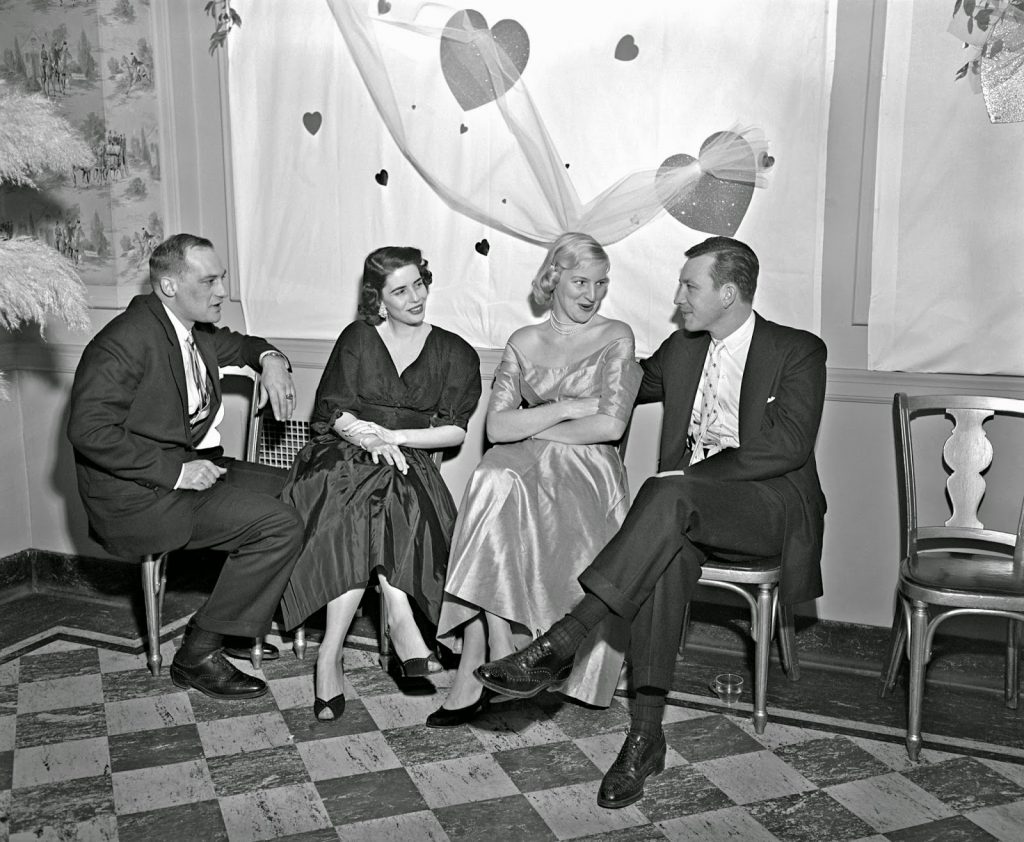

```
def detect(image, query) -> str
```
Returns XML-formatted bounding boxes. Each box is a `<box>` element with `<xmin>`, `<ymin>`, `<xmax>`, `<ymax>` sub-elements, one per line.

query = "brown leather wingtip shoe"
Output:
<box><xmin>597</xmin><ymin>731</ymin><xmax>667</xmax><ymax>809</ymax></box>
<box><xmin>170</xmin><ymin>650</ymin><xmax>268</xmax><ymax>700</ymax></box>
<box><xmin>473</xmin><ymin>634</ymin><xmax>574</xmax><ymax>699</ymax></box>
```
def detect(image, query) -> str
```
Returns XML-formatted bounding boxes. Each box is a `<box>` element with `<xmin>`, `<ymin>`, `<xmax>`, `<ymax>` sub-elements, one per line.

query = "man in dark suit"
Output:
<box><xmin>68</xmin><ymin>233</ymin><xmax>304</xmax><ymax>700</ymax></box>
<box><xmin>476</xmin><ymin>236</ymin><xmax>827</xmax><ymax>808</ymax></box>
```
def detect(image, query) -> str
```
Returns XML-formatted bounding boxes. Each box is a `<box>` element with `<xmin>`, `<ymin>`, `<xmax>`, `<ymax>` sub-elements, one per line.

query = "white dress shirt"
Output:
<box><xmin>162</xmin><ymin>305</ymin><xmax>224</xmax><ymax>454</ymax></box>
<box><xmin>688</xmin><ymin>310</ymin><xmax>756</xmax><ymax>455</ymax></box>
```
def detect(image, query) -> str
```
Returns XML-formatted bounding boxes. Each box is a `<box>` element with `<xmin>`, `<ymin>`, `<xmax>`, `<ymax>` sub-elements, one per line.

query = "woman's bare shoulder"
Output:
<box><xmin>597</xmin><ymin>317</ymin><xmax>635</xmax><ymax>342</ymax></box>
<box><xmin>506</xmin><ymin>322</ymin><xmax>544</xmax><ymax>351</ymax></box>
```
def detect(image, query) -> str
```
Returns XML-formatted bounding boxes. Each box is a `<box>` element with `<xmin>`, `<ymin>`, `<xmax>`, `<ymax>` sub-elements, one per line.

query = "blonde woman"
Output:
<box><xmin>431</xmin><ymin>233</ymin><xmax>641</xmax><ymax>725</ymax></box>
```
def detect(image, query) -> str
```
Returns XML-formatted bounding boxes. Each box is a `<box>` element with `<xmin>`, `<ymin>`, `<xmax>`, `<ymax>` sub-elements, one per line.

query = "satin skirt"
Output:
<box><xmin>279</xmin><ymin>438</ymin><xmax>455</xmax><ymax>630</ymax></box>
<box><xmin>438</xmin><ymin>439</ymin><xmax>630</xmax><ymax>707</ymax></box>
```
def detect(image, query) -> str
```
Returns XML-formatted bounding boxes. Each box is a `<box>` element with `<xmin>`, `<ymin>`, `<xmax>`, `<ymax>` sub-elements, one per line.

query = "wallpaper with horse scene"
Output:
<box><xmin>0</xmin><ymin>0</ymin><xmax>164</xmax><ymax>296</ymax></box>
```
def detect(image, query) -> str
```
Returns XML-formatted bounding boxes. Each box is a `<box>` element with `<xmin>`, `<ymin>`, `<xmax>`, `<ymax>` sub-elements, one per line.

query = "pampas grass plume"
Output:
<box><xmin>0</xmin><ymin>88</ymin><xmax>94</xmax><ymax>187</ymax></box>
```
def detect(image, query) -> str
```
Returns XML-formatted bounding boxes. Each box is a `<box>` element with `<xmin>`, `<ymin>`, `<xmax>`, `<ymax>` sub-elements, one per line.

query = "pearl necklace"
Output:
<box><xmin>548</xmin><ymin>310</ymin><xmax>587</xmax><ymax>336</ymax></box>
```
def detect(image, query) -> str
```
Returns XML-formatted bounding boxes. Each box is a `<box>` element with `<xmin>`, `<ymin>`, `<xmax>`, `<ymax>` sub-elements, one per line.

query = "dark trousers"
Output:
<box><xmin>578</xmin><ymin>474</ymin><xmax>786</xmax><ymax>691</ymax></box>
<box><xmin>185</xmin><ymin>458</ymin><xmax>303</xmax><ymax>638</ymax></box>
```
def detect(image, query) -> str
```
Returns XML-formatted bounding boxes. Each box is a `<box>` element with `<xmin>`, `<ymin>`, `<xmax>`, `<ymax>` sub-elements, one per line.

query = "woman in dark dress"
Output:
<box><xmin>280</xmin><ymin>246</ymin><xmax>481</xmax><ymax>720</ymax></box>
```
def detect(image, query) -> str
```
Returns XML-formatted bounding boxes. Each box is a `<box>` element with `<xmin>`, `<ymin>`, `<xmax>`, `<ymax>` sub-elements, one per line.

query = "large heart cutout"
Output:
<box><xmin>440</xmin><ymin>10</ymin><xmax>529</xmax><ymax>111</ymax></box>
<box><xmin>657</xmin><ymin>131</ymin><xmax>755</xmax><ymax>236</ymax></box>
<box><xmin>302</xmin><ymin>111</ymin><xmax>322</xmax><ymax>135</ymax></box>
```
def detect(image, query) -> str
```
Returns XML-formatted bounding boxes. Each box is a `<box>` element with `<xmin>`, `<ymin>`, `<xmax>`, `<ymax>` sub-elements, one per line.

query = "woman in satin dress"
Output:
<box><xmin>430</xmin><ymin>233</ymin><xmax>641</xmax><ymax>726</ymax></box>
<box><xmin>280</xmin><ymin>246</ymin><xmax>481</xmax><ymax>721</ymax></box>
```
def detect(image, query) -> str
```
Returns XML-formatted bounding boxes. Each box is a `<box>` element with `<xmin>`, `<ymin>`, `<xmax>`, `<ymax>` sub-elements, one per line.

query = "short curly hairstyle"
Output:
<box><xmin>357</xmin><ymin>246</ymin><xmax>433</xmax><ymax>325</ymax></box>
<box><xmin>530</xmin><ymin>232</ymin><xmax>609</xmax><ymax>307</ymax></box>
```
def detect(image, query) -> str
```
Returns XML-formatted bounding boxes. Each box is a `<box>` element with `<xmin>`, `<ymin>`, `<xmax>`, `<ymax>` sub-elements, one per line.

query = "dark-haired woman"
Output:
<box><xmin>280</xmin><ymin>246</ymin><xmax>481</xmax><ymax>720</ymax></box>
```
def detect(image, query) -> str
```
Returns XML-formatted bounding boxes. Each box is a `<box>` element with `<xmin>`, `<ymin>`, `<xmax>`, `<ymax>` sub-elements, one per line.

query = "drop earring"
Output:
<box><xmin>378</xmin><ymin>301</ymin><xmax>387</xmax><ymax>320</ymax></box>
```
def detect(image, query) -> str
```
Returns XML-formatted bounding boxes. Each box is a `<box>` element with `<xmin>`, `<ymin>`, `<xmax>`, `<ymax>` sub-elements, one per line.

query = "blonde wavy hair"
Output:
<box><xmin>530</xmin><ymin>232</ymin><xmax>609</xmax><ymax>307</ymax></box>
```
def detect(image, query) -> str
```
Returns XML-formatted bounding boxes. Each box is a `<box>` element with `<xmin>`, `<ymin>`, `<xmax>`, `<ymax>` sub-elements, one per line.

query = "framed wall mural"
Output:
<box><xmin>0</xmin><ymin>0</ymin><xmax>164</xmax><ymax>307</ymax></box>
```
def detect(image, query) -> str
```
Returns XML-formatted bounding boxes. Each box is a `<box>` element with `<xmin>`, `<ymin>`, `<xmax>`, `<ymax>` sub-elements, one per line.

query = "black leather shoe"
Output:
<box><xmin>425</xmin><ymin>687</ymin><xmax>495</xmax><ymax>728</ymax></box>
<box><xmin>597</xmin><ymin>731</ymin><xmax>667</xmax><ymax>809</ymax></box>
<box><xmin>474</xmin><ymin>633</ymin><xmax>574</xmax><ymax>698</ymax></box>
<box><xmin>170</xmin><ymin>650</ymin><xmax>269</xmax><ymax>700</ymax></box>
<box><xmin>223</xmin><ymin>640</ymin><xmax>280</xmax><ymax>661</ymax></box>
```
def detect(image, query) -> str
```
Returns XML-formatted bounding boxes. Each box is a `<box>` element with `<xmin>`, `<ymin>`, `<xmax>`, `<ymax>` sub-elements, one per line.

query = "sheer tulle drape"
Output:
<box><xmin>325</xmin><ymin>0</ymin><xmax>769</xmax><ymax>248</ymax></box>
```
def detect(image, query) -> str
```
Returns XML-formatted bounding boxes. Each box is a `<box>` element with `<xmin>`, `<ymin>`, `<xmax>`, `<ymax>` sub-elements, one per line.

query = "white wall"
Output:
<box><xmin>5</xmin><ymin>0</ymin><xmax>1024</xmax><ymax>638</ymax></box>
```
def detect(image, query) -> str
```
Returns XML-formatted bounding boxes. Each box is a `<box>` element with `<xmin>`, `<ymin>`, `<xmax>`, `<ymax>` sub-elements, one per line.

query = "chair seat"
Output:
<box><xmin>903</xmin><ymin>555</ymin><xmax>1024</xmax><ymax>601</ymax></box>
<box><xmin>702</xmin><ymin>555</ymin><xmax>782</xmax><ymax>584</ymax></box>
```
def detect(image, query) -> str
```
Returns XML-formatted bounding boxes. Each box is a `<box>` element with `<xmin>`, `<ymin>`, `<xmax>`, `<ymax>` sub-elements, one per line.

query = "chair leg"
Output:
<box><xmin>677</xmin><ymin>601</ymin><xmax>693</xmax><ymax>654</ymax></box>
<box><xmin>293</xmin><ymin>624</ymin><xmax>307</xmax><ymax>660</ymax></box>
<box><xmin>777</xmin><ymin>601</ymin><xmax>800</xmax><ymax>682</ymax></box>
<box><xmin>378</xmin><ymin>586</ymin><xmax>391</xmax><ymax>671</ymax></box>
<box><xmin>879</xmin><ymin>597</ymin><xmax>907</xmax><ymax>698</ymax></box>
<box><xmin>1006</xmin><ymin>619</ymin><xmax>1020</xmax><ymax>710</ymax></box>
<box><xmin>752</xmin><ymin>584</ymin><xmax>772</xmax><ymax>734</ymax></box>
<box><xmin>906</xmin><ymin>600</ymin><xmax>929</xmax><ymax>761</ymax></box>
<box><xmin>251</xmin><ymin>637</ymin><xmax>263</xmax><ymax>670</ymax></box>
<box><xmin>141</xmin><ymin>553</ymin><xmax>167</xmax><ymax>675</ymax></box>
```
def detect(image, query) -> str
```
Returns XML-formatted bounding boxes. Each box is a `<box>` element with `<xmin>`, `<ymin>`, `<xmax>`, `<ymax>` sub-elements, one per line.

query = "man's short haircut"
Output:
<box><xmin>684</xmin><ymin>236</ymin><xmax>759</xmax><ymax>302</ymax></box>
<box><xmin>149</xmin><ymin>233</ymin><xmax>214</xmax><ymax>287</ymax></box>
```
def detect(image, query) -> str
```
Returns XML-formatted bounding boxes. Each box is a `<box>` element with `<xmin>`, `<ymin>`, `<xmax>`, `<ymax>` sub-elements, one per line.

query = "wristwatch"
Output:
<box><xmin>260</xmin><ymin>350</ymin><xmax>292</xmax><ymax>371</ymax></box>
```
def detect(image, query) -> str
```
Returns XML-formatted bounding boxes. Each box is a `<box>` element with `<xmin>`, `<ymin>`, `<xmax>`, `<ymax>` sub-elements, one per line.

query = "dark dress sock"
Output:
<box><xmin>178</xmin><ymin>627</ymin><xmax>224</xmax><ymax>664</ymax></box>
<box><xmin>546</xmin><ymin>594</ymin><xmax>612</xmax><ymax>658</ymax></box>
<box><xmin>571</xmin><ymin>592</ymin><xmax>612</xmax><ymax>630</ymax></box>
<box><xmin>631</xmin><ymin>689</ymin><xmax>666</xmax><ymax>738</ymax></box>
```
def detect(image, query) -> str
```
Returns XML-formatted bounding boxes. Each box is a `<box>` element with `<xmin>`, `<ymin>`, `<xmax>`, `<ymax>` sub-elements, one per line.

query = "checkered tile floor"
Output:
<box><xmin>3</xmin><ymin>635</ymin><xmax>1024</xmax><ymax>842</ymax></box>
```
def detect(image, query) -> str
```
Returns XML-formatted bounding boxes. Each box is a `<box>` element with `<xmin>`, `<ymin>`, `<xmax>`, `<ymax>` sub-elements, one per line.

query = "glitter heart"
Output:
<box><xmin>302</xmin><ymin>111</ymin><xmax>322</xmax><ymax>135</ymax></box>
<box><xmin>375</xmin><ymin>169</ymin><xmax>389</xmax><ymax>186</ymax></box>
<box><xmin>440</xmin><ymin>10</ymin><xmax>530</xmax><ymax>111</ymax></box>
<box><xmin>475</xmin><ymin>238</ymin><xmax>490</xmax><ymax>256</ymax></box>
<box><xmin>614</xmin><ymin>35</ymin><xmax>639</xmax><ymax>61</ymax></box>
<box><xmin>657</xmin><ymin>131</ymin><xmax>755</xmax><ymax>236</ymax></box>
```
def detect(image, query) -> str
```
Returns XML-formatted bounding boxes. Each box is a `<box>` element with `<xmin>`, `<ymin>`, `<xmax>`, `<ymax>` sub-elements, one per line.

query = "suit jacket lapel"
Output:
<box><xmin>682</xmin><ymin>333</ymin><xmax>711</xmax><ymax>416</ymax></box>
<box><xmin>738</xmin><ymin>314</ymin><xmax>775</xmax><ymax>441</ymax></box>
<box><xmin>143</xmin><ymin>294</ymin><xmax>190</xmax><ymax>428</ymax></box>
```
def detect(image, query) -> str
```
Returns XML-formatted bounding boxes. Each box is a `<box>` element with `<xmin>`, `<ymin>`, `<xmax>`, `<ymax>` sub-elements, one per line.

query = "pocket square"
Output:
<box><xmin>766</xmin><ymin>396</ymin><xmax>776</xmax><ymax>404</ymax></box>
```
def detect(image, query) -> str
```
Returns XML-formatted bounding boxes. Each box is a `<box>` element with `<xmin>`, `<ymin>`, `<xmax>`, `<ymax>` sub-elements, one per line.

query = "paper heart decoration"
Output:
<box><xmin>440</xmin><ymin>10</ymin><xmax>529</xmax><ymax>111</ymax></box>
<box><xmin>302</xmin><ymin>111</ymin><xmax>322</xmax><ymax>135</ymax></box>
<box><xmin>615</xmin><ymin>35</ymin><xmax>639</xmax><ymax>61</ymax></box>
<box><xmin>475</xmin><ymin>238</ymin><xmax>490</xmax><ymax>255</ymax></box>
<box><xmin>375</xmin><ymin>169</ymin><xmax>389</xmax><ymax>186</ymax></box>
<box><xmin>657</xmin><ymin>131</ymin><xmax>755</xmax><ymax>236</ymax></box>
<box><xmin>377</xmin><ymin>0</ymin><xmax>391</xmax><ymax>14</ymax></box>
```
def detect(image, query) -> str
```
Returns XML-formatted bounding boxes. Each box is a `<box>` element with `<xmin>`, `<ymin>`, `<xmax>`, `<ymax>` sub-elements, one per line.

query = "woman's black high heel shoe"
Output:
<box><xmin>425</xmin><ymin>687</ymin><xmax>495</xmax><ymax>728</ymax></box>
<box><xmin>313</xmin><ymin>694</ymin><xmax>346</xmax><ymax>721</ymax></box>
<box><xmin>383</xmin><ymin>632</ymin><xmax>443</xmax><ymax>678</ymax></box>
<box><xmin>390</xmin><ymin>651</ymin><xmax>443</xmax><ymax>678</ymax></box>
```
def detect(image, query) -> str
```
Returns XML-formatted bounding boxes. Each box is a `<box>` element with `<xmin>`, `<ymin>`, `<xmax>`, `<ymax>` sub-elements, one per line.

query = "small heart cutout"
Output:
<box><xmin>377</xmin><ymin>0</ymin><xmax>391</xmax><ymax>14</ymax></box>
<box><xmin>302</xmin><ymin>111</ymin><xmax>322</xmax><ymax>135</ymax></box>
<box><xmin>440</xmin><ymin>10</ymin><xmax>530</xmax><ymax>111</ymax></box>
<box><xmin>475</xmin><ymin>238</ymin><xmax>490</xmax><ymax>256</ymax></box>
<box><xmin>460</xmin><ymin>123</ymin><xmax>468</xmax><ymax>134</ymax></box>
<box><xmin>615</xmin><ymin>35</ymin><xmax>639</xmax><ymax>61</ymax></box>
<box><xmin>656</xmin><ymin>131</ymin><xmax>755</xmax><ymax>236</ymax></box>
<box><xmin>375</xmin><ymin>169</ymin><xmax>389</xmax><ymax>186</ymax></box>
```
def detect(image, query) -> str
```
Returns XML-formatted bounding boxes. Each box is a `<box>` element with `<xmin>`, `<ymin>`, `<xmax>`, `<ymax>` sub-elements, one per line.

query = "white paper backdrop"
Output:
<box><xmin>870</xmin><ymin>1</ymin><xmax>1024</xmax><ymax>375</ymax></box>
<box><xmin>228</xmin><ymin>0</ymin><xmax>835</xmax><ymax>355</ymax></box>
